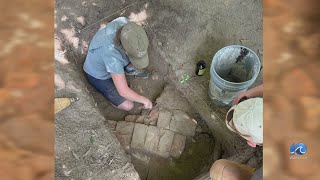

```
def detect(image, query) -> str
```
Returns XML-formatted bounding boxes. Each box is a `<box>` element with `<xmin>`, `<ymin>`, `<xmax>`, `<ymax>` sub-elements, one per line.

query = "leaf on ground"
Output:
<box><xmin>72</xmin><ymin>151</ymin><xmax>80</xmax><ymax>160</ymax></box>
<box><xmin>90</xmin><ymin>136</ymin><xmax>94</xmax><ymax>144</ymax></box>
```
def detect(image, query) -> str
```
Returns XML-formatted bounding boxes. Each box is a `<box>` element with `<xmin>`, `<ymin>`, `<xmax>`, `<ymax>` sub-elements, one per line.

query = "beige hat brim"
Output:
<box><xmin>128</xmin><ymin>53</ymin><xmax>149</xmax><ymax>69</ymax></box>
<box><xmin>227</xmin><ymin>98</ymin><xmax>263</xmax><ymax>144</ymax></box>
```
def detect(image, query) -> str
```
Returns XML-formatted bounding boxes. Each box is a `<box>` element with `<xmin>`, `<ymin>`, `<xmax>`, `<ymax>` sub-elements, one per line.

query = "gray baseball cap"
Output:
<box><xmin>120</xmin><ymin>22</ymin><xmax>149</xmax><ymax>69</ymax></box>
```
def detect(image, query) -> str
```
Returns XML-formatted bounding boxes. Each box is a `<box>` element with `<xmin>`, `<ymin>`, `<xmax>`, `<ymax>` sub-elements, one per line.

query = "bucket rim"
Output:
<box><xmin>210</xmin><ymin>45</ymin><xmax>261</xmax><ymax>85</ymax></box>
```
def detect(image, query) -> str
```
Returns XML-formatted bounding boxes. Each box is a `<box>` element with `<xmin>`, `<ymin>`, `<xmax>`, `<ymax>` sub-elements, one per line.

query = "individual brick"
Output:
<box><xmin>131</xmin><ymin>124</ymin><xmax>148</xmax><ymax>149</ymax></box>
<box><xmin>155</xmin><ymin>129</ymin><xmax>175</xmax><ymax>158</ymax></box>
<box><xmin>157</xmin><ymin>109</ymin><xmax>172</xmax><ymax>129</ymax></box>
<box><xmin>135</xmin><ymin>115</ymin><xmax>145</xmax><ymax>124</ymax></box>
<box><xmin>124</xmin><ymin>115</ymin><xmax>139</xmax><ymax>122</ymax></box>
<box><xmin>115</xmin><ymin>121</ymin><xmax>135</xmax><ymax>148</ymax></box>
<box><xmin>169</xmin><ymin>110</ymin><xmax>197</xmax><ymax>137</ymax></box>
<box><xmin>170</xmin><ymin>133</ymin><xmax>186</xmax><ymax>158</ymax></box>
<box><xmin>144</xmin><ymin>108</ymin><xmax>159</xmax><ymax>125</ymax></box>
<box><xmin>144</xmin><ymin>126</ymin><xmax>160</xmax><ymax>153</ymax></box>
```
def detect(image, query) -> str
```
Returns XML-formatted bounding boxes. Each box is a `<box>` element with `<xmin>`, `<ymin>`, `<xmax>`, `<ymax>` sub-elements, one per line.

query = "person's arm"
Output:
<box><xmin>111</xmin><ymin>74</ymin><xmax>152</xmax><ymax>109</ymax></box>
<box><xmin>232</xmin><ymin>84</ymin><xmax>263</xmax><ymax>106</ymax></box>
<box><xmin>246</xmin><ymin>84</ymin><xmax>263</xmax><ymax>97</ymax></box>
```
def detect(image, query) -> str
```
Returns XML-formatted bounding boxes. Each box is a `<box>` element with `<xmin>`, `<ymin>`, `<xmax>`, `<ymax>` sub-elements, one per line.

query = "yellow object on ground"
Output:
<box><xmin>54</xmin><ymin>97</ymin><xmax>79</xmax><ymax>114</ymax></box>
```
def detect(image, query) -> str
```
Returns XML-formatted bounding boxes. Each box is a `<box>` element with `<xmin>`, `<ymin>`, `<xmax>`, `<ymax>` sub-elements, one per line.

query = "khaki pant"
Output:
<box><xmin>210</xmin><ymin>159</ymin><xmax>255</xmax><ymax>180</ymax></box>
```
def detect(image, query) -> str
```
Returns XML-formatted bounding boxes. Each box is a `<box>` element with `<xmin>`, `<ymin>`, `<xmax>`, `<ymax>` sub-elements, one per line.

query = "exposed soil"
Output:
<box><xmin>55</xmin><ymin>0</ymin><xmax>262</xmax><ymax>179</ymax></box>
<box><xmin>139</xmin><ymin>133</ymin><xmax>215</xmax><ymax>180</ymax></box>
<box><xmin>224</xmin><ymin>64</ymin><xmax>248</xmax><ymax>83</ymax></box>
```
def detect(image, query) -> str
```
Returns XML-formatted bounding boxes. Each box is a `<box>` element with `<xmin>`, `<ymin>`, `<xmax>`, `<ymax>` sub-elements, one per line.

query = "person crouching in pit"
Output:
<box><xmin>83</xmin><ymin>17</ymin><xmax>153</xmax><ymax>111</ymax></box>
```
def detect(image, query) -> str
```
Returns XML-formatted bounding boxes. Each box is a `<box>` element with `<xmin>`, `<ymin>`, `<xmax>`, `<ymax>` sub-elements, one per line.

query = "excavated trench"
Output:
<box><xmin>56</xmin><ymin>39</ymin><xmax>262</xmax><ymax>179</ymax></box>
<box><xmin>85</xmin><ymin>61</ymin><xmax>221</xmax><ymax>180</ymax></box>
<box><xmin>59</xmin><ymin>19</ymin><xmax>260</xmax><ymax>180</ymax></box>
<box><xmin>78</xmin><ymin>39</ymin><xmax>262</xmax><ymax>179</ymax></box>
<box><xmin>57</xmin><ymin>47</ymin><xmax>261</xmax><ymax>180</ymax></box>
<box><xmin>73</xmin><ymin>26</ymin><xmax>227</xmax><ymax>179</ymax></box>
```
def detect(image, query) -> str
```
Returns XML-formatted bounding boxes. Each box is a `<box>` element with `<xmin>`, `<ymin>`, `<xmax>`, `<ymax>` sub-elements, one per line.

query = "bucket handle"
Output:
<box><xmin>225</xmin><ymin>105</ymin><xmax>251</xmax><ymax>139</ymax></box>
<box><xmin>225</xmin><ymin>106</ymin><xmax>238</xmax><ymax>133</ymax></box>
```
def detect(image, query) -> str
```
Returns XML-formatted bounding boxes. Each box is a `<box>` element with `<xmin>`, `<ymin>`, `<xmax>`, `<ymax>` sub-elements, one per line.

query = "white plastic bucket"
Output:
<box><xmin>209</xmin><ymin>45</ymin><xmax>261</xmax><ymax>106</ymax></box>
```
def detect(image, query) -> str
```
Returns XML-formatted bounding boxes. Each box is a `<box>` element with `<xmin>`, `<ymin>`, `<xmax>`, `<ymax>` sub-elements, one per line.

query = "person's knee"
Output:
<box><xmin>210</xmin><ymin>159</ymin><xmax>254</xmax><ymax>180</ymax></box>
<box><xmin>210</xmin><ymin>159</ymin><xmax>228</xmax><ymax>179</ymax></box>
<box><xmin>124</xmin><ymin>101</ymin><xmax>134</xmax><ymax>111</ymax></box>
<box><xmin>117</xmin><ymin>100</ymin><xmax>134</xmax><ymax>111</ymax></box>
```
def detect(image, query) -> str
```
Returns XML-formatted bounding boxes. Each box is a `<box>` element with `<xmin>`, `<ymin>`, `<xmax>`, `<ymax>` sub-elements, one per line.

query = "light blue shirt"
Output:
<box><xmin>83</xmin><ymin>17</ymin><xmax>130</xmax><ymax>80</ymax></box>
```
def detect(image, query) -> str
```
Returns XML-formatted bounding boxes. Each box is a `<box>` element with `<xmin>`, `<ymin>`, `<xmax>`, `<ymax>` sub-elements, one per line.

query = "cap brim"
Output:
<box><xmin>128</xmin><ymin>53</ymin><xmax>149</xmax><ymax>69</ymax></box>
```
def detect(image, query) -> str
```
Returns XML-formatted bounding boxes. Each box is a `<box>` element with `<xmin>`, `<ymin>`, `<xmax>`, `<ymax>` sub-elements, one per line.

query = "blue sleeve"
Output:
<box><xmin>112</xmin><ymin>17</ymin><xmax>129</xmax><ymax>24</ymax></box>
<box><xmin>102</xmin><ymin>49</ymin><xmax>125</xmax><ymax>74</ymax></box>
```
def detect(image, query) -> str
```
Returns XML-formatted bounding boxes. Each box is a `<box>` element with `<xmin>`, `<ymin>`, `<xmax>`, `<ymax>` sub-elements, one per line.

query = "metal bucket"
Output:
<box><xmin>209</xmin><ymin>45</ymin><xmax>261</xmax><ymax>106</ymax></box>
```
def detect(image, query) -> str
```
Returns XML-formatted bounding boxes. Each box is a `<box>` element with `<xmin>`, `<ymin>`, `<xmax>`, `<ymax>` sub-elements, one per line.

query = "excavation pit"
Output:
<box><xmin>55</xmin><ymin>0</ymin><xmax>262</xmax><ymax>179</ymax></box>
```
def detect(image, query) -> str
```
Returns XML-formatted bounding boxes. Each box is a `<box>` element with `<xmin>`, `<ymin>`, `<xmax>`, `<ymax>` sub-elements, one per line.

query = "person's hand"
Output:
<box><xmin>142</xmin><ymin>98</ymin><xmax>153</xmax><ymax>109</ymax></box>
<box><xmin>247</xmin><ymin>141</ymin><xmax>257</xmax><ymax>148</ymax></box>
<box><xmin>232</xmin><ymin>92</ymin><xmax>250</xmax><ymax>106</ymax></box>
<box><xmin>232</xmin><ymin>84</ymin><xmax>263</xmax><ymax>106</ymax></box>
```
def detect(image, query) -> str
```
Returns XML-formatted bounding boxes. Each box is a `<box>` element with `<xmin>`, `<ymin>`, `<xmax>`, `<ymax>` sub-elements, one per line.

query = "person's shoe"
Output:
<box><xmin>125</xmin><ymin>67</ymin><xmax>150</xmax><ymax>79</ymax></box>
